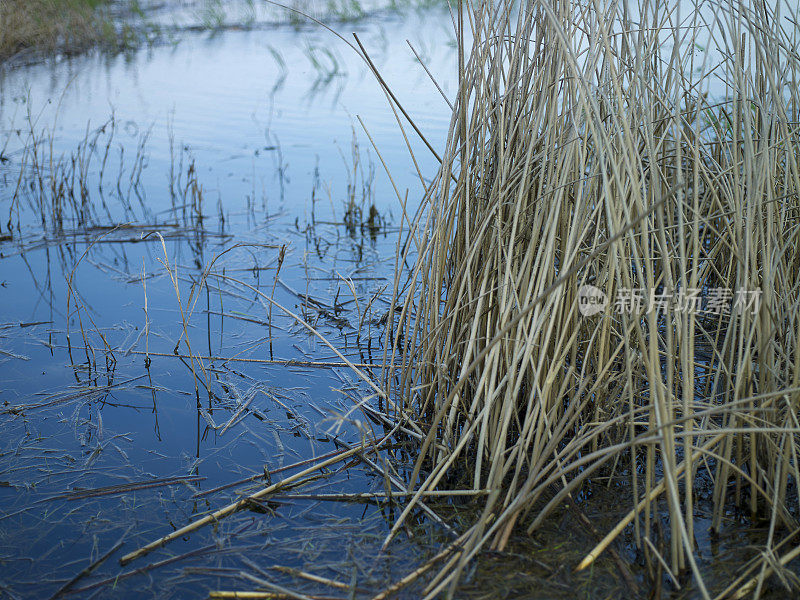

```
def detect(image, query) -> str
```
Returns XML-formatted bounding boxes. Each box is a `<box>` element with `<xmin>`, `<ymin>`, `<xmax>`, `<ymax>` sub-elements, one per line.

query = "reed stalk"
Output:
<box><xmin>386</xmin><ymin>0</ymin><xmax>800</xmax><ymax>595</ymax></box>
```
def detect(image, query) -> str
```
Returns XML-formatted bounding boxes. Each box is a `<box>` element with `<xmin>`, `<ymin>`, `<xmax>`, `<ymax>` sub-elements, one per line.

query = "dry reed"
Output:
<box><xmin>385</xmin><ymin>0</ymin><xmax>800</xmax><ymax>596</ymax></box>
<box><xmin>0</xmin><ymin>0</ymin><xmax>113</xmax><ymax>59</ymax></box>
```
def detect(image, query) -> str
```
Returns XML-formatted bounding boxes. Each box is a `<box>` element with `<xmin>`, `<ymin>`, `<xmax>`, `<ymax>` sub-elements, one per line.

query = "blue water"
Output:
<box><xmin>0</xmin><ymin>6</ymin><xmax>456</xmax><ymax>598</ymax></box>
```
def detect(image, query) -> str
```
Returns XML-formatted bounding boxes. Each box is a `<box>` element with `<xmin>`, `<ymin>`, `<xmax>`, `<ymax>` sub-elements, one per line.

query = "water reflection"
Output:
<box><xmin>0</xmin><ymin>5</ymin><xmax>459</xmax><ymax>596</ymax></box>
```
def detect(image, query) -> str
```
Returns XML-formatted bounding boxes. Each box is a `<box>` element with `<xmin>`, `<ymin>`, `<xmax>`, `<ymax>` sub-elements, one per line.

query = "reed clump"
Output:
<box><xmin>386</xmin><ymin>0</ymin><xmax>800</xmax><ymax>596</ymax></box>
<box><xmin>0</xmin><ymin>0</ymin><xmax>119</xmax><ymax>59</ymax></box>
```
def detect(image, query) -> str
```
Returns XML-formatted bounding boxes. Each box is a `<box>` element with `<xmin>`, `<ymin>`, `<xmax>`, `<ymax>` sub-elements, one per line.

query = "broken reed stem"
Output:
<box><xmin>208</xmin><ymin>594</ymin><xmax>285</xmax><ymax>599</ymax></box>
<box><xmin>269</xmin><ymin>566</ymin><xmax>350</xmax><ymax>591</ymax></box>
<box><xmin>48</xmin><ymin>539</ymin><xmax>125</xmax><ymax>599</ymax></box>
<box><xmin>192</xmin><ymin>446</ymin><xmax>353</xmax><ymax>498</ymax></box>
<box><xmin>727</xmin><ymin>542</ymin><xmax>800</xmax><ymax>600</ymax></box>
<box><xmin>55</xmin><ymin>346</ymin><xmax>393</xmax><ymax>370</ymax></box>
<box><xmin>370</xmin><ymin>526</ymin><xmax>475</xmax><ymax>600</ymax></box>
<box><xmin>52</xmin><ymin>475</ymin><xmax>205</xmax><ymax>502</ymax></box>
<box><xmin>268</xmin><ymin>490</ymin><xmax>491</xmax><ymax>501</ymax></box>
<box><xmin>207</xmin><ymin>594</ymin><xmax>294</xmax><ymax>600</ymax></box>
<box><xmin>119</xmin><ymin>436</ymin><xmax>386</xmax><ymax>565</ymax></box>
<box><xmin>269</xmin><ymin>244</ymin><xmax>286</xmax><ymax>356</ymax></box>
<box><xmin>66</xmin><ymin>544</ymin><xmax>220</xmax><ymax>595</ymax></box>
<box><xmin>576</xmin><ymin>433</ymin><xmax>725</xmax><ymax>572</ymax></box>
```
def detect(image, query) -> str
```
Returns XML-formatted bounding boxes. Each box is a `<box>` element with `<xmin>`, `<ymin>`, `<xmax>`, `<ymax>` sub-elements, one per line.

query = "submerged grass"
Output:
<box><xmin>382</xmin><ymin>0</ymin><xmax>800</xmax><ymax>596</ymax></box>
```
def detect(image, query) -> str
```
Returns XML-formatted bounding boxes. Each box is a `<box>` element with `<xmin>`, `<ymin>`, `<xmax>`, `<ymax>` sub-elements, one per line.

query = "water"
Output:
<box><xmin>1</xmin><ymin>1</ymin><xmax>796</xmax><ymax>598</ymax></box>
<box><xmin>0</xmin><ymin>5</ymin><xmax>458</xmax><ymax>598</ymax></box>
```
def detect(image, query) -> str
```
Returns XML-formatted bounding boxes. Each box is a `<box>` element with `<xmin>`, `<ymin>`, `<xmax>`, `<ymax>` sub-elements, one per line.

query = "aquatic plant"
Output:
<box><xmin>198</xmin><ymin>0</ymin><xmax>227</xmax><ymax>29</ymax></box>
<box><xmin>382</xmin><ymin>0</ymin><xmax>800</xmax><ymax>597</ymax></box>
<box><xmin>0</xmin><ymin>0</ymin><xmax>151</xmax><ymax>59</ymax></box>
<box><xmin>2</xmin><ymin>107</ymin><xmax>215</xmax><ymax>235</ymax></box>
<box><xmin>339</xmin><ymin>128</ymin><xmax>380</xmax><ymax>238</ymax></box>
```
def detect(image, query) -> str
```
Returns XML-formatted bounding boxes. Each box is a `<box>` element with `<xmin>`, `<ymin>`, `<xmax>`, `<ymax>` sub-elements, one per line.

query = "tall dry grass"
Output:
<box><xmin>385</xmin><ymin>0</ymin><xmax>800</xmax><ymax>596</ymax></box>
<box><xmin>0</xmin><ymin>0</ymin><xmax>113</xmax><ymax>59</ymax></box>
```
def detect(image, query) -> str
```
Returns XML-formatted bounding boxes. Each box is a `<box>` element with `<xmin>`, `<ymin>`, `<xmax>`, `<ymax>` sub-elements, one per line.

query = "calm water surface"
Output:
<box><xmin>0</xmin><ymin>5</ymin><xmax>456</xmax><ymax>598</ymax></box>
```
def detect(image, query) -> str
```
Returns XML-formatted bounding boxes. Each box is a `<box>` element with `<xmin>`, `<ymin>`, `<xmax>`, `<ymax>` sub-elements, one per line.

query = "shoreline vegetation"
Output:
<box><xmin>381</xmin><ymin>0</ymin><xmax>800</xmax><ymax>597</ymax></box>
<box><xmin>0</xmin><ymin>0</ymin><xmax>130</xmax><ymax>60</ymax></box>
<box><xmin>0</xmin><ymin>0</ymin><xmax>447</xmax><ymax>64</ymax></box>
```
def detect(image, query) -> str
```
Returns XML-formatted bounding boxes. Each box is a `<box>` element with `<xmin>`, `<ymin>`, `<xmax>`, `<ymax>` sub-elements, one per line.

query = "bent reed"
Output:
<box><xmin>386</xmin><ymin>0</ymin><xmax>800</xmax><ymax>596</ymax></box>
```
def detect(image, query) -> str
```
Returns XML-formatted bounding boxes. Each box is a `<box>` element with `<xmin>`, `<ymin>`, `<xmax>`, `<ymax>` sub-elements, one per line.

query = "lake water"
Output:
<box><xmin>1</xmin><ymin>1</ymin><xmax>795</xmax><ymax>598</ymax></box>
<box><xmin>0</xmin><ymin>4</ymin><xmax>459</xmax><ymax>598</ymax></box>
